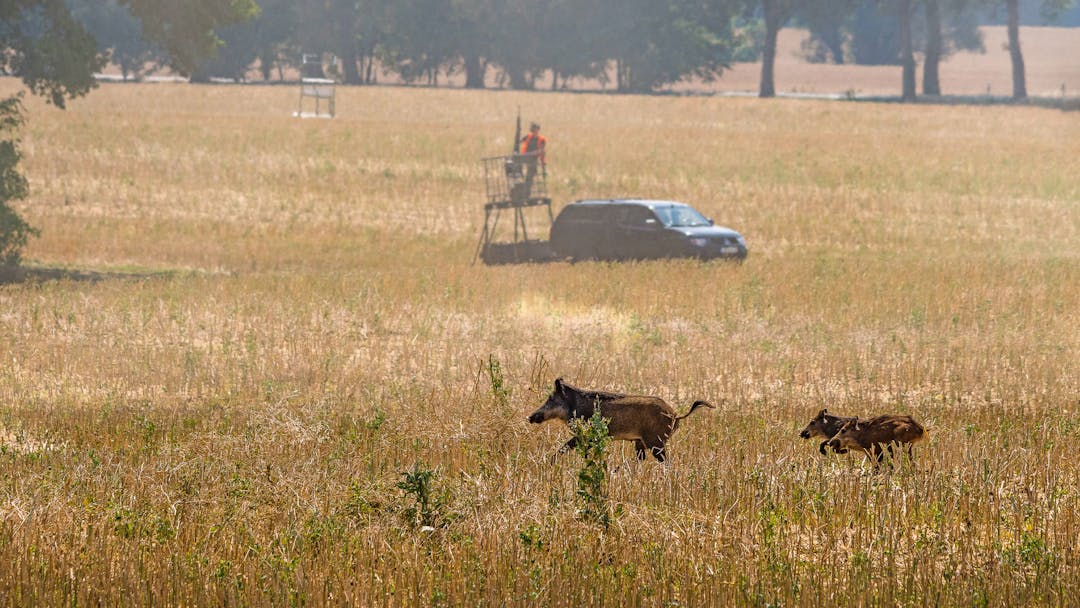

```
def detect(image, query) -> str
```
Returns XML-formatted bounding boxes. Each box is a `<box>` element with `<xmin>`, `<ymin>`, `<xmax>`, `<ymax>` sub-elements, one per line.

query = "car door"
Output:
<box><xmin>616</xmin><ymin>206</ymin><xmax>665</xmax><ymax>259</ymax></box>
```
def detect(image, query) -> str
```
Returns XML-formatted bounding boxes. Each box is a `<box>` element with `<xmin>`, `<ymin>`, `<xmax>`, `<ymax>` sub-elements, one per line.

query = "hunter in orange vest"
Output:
<box><xmin>520</xmin><ymin>122</ymin><xmax>546</xmax><ymax>164</ymax></box>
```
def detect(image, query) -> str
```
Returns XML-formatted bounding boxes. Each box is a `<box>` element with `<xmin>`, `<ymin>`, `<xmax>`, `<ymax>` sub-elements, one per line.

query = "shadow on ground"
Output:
<box><xmin>704</xmin><ymin>89</ymin><xmax>1080</xmax><ymax>111</ymax></box>
<box><xmin>0</xmin><ymin>264</ymin><xmax>173</xmax><ymax>285</ymax></box>
<box><xmin>850</xmin><ymin>94</ymin><xmax>1080</xmax><ymax>111</ymax></box>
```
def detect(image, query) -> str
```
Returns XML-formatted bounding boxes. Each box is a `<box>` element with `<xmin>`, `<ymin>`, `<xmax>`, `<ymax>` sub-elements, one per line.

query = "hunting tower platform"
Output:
<box><xmin>474</xmin><ymin>152</ymin><xmax>555</xmax><ymax>264</ymax></box>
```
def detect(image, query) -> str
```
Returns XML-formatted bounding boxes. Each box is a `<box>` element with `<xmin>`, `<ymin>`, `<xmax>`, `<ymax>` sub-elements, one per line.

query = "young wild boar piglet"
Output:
<box><xmin>527</xmin><ymin>378</ymin><xmax>713</xmax><ymax>462</ymax></box>
<box><xmin>827</xmin><ymin>415</ymin><xmax>926</xmax><ymax>465</ymax></box>
<box><xmin>799</xmin><ymin>408</ymin><xmax>856</xmax><ymax>455</ymax></box>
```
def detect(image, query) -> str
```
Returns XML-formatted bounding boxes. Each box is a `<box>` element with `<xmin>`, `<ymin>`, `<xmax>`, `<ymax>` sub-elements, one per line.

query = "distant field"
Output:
<box><xmin>1</xmin><ymin>80</ymin><xmax>1078</xmax><ymax>605</ymax></box>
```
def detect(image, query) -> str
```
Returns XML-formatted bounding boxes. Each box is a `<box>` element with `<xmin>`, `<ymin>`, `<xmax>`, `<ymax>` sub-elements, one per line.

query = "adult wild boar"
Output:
<box><xmin>527</xmin><ymin>378</ymin><xmax>713</xmax><ymax>462</ymax></box>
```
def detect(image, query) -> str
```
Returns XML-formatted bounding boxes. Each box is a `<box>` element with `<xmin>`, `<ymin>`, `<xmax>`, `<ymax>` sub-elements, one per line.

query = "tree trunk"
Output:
<box><xmin>464</xmin><ymin>54</ymin><xmax>485</xmax><ymax>89</ymax></box>
<box><xmin>1007</xmin><ymin>0</ymin><xmax>1027</xmax><ymax>99</ymax></box>
<box><xmin>365</xmin><ymin>57</ymin><xmax>376</xmax><ymax>84</ymax></box>
<box><xmin>899</xmin><ymin>0</ymin><xmax>916</xmax><ymax>102</ymax></box>
<box><xmin>822</xmin><ymin>27</ymin><xmax>845</xmax><ymax>64</ymax></box>
<box><xmin>259</xmin><ymin>53</ymin><xmax>273</xmax><ymax>82</ymax></box>
<box><xmin>923</xmin><ymin>0</ymin><xmax>942</xmax><ymax>95</ymax></box>
<box><xmin>508</xmin><ymin>65</ymin><xmax>532</xmax><ymax>90</ymax></box>
<box><xmin>758</xmin><ymin>0</ymin><xmax>784</xmax><ymax>98</ymax></box>
<box><xmin>189</xmin><ymin>66</ymin><xmax>211</xmax><ymax>83</ymax></box>
<box><xmin>340</xmin><ymin>44</ymin><xmax>360</xmax><ymax>85</ymax></box>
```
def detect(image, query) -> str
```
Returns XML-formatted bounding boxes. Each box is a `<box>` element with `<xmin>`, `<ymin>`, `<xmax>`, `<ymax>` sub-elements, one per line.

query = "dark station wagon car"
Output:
<box><xmin>549</xmin><ymin>199</ymin><xmax>747</xmax><ymax>262</ymax></box>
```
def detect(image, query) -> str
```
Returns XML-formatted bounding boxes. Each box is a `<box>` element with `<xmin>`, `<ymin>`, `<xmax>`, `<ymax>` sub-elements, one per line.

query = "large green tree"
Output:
<box><xmin>801</xmin><ymin>0</ymin><xmax>983</xmax><ymax>99</ymax></box>
<box><xmin>898</xmin><ymin>0</ymin><xmax>917</xmax><ymax>101</ymax></box>
<box><xmin>758</xmin><ymin>0</ymin><xmax>790</xmax><ymax>97</ymax></box>
<box><xmin>0</xmin><ymin>0</ymin><xmax>254</xmax><ymax>267</ymax></box>
<box><xmin>69</xmin><ymin>0</ymin><xmax>163</xmax><ymax>82</ymax></box>
<box><xmin>922</xmin><ymin>0</ymin><xmax>985</xmax><ymax>96</ymax></box>
<box><xmin>1002</xmin><ymin>0</ymin><xmax>1074</xmax><ymax>99</ymax></box>
<box><xmin>452</xmin><ymin>0</ymin><xmax>498</xmax><ymax>89</ymax></box>
<box><xmin>382</xmin><ymin>0</ymin><xmax>458</xmax><ymax>85</ymax></box>
<box><xmin>758</xmin><ymin>0</ymin><xmax>860</xmax><ymax>98</ymax></box>
<box><xmin>0</xmin><ymin>96</ymin><xmax>36</xmax><ymax>267</ymax></box>
<box><xmin>593</xmin><ymin>0</ymin><xmax>738</xmax><ymax>93</ymax></box>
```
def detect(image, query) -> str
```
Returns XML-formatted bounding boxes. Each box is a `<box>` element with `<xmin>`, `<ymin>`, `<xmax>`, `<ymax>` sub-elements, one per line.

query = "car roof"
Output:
<box><xmin>568</xmin><ymin>199</ymin><xmax>690</xmax><ymax>210</ymax></box>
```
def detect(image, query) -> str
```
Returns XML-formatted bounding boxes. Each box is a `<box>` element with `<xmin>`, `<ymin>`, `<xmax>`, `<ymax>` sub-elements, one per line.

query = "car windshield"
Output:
<box><xmin>653</xmin><ymin>205</ymin><xmax>710</xmax><ymax>227</ymax></box>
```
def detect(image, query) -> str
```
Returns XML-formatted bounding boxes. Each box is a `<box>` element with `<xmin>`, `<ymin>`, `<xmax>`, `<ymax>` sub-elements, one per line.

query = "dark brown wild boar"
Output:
<box><xmin>827</xmin><ymin>415</ymin><xmax>926</xmax><ymax>465</ymax></box>
<box><xmin>799</xmin><ymin>408</ymin><xmax>855</xmax><ymax>455</ymax></box>
<box><xmin>527</xmin><ymin>378</ymin><xmax>713</xmax><ymax>462</ymax></box>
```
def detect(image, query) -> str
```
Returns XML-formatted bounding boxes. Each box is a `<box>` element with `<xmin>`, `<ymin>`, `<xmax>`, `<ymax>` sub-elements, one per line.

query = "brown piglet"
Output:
<box><xmin>827</xmin><ymin>415</ymin><xmax>926</xmax><ymax>466</ymax></box>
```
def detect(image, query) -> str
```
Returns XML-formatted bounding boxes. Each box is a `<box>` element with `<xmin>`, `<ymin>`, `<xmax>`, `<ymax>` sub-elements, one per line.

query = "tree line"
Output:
<box><xmin>73</xmin><ymin>0</ymin><xmax>1075</xmax><ymax>101</ymax></box>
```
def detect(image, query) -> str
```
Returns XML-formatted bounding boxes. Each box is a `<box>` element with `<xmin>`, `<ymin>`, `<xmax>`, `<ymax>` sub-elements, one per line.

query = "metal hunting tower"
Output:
<box><xmin>294</xmin><ymin>54</ymin><xmax>335</xmax><ymax>118</ymax></box>
<box><xmin>473</xmin><ymin>122</ymin><xmax>554</xmax><ymax>264</ymax></box>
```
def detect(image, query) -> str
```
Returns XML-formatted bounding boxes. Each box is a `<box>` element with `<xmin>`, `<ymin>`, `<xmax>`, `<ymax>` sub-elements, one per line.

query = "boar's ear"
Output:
<box><xmin>816</xmin><ymin>408</ymin><xmax>827</xmax><ymax>419</ymax></box>
<box><xmin>554</xmin><ymin>378</ymin><xmax>565</xmax><ymax>393</ymax></box>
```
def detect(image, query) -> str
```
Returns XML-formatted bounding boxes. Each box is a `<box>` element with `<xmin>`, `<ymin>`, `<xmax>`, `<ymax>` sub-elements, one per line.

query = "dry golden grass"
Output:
<box><xmin>0</xmin><ymin>79</ymin><xmax>1078</xmax><ymax>606</ymax></box>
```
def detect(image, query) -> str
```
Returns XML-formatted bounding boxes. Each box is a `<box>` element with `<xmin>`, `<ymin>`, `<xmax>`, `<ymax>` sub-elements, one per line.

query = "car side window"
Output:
<box><xmin>561</xmin><ymin>206</ymin><xmax>602</xmax><ymax>222</ymax></box>
<box><xmin>558</xmin><ymin>207</ymin><xmax>582</xmax><ymax>222</ymax></box>
<box><xmin>621</xmin><ymin>207</ymin><xmax>658</xmax><ymax>227</ymax></box>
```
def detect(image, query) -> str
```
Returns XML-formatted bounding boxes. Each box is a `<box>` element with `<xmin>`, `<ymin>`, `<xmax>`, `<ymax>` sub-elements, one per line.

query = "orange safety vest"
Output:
<box><xmin>520</xmin><ymin>133</ymin><xmax>547</xmax><ymax>161</ymax></box>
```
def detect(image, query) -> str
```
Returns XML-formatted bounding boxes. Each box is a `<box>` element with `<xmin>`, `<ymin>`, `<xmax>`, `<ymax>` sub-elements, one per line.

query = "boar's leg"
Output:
<box><xmin>641</xmin><ymin>437</ymin><xmax>666</xmax><ymax>462</ymax></box>
<box><xmin>871</xmin><ymin>443</ymin><xmax>891</xmax><ymax>467</ymax></box>
<box><xmin>634</xmin><ymin>440</ymin><xmax>648</xmax><ymax>461</ymax></box>
<box><xmin>819</xmin><ymin>440</ymin><xmax>848</xmax><ymax>455</ymax></box>
<box><xmin>557</xmin><ymin>437</ymin><xmax>578</xmax><ymax>455</ymax></box>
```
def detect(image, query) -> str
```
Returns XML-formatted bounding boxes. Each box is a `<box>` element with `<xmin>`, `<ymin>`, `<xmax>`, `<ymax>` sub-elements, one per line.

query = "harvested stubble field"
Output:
<box><xmin>1</xmin><ymin>79</ymin><xmax>1079</xmax><ymax>606</ymax></box>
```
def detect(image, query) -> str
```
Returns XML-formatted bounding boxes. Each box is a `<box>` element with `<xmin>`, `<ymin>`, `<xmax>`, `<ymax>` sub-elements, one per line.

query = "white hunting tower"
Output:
<box><xmin>294</xmin><ymin>54</ymin><xmax>335</xmax><ymax>118</ymax></box>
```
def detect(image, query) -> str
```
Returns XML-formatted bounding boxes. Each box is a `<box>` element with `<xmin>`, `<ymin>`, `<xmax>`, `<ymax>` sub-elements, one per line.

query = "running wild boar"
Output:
<box><xmin>827</xmin><ymin>415</ymin><xmax>926</xmax><ymax>465</ymax></box>
<box><xmin>799</xmin><ymin>408</ymin><xmax>856</xmax><ymax>455</ymax></box>
<box><xmin>527</xmin><ymin>378</ymin><xmax>713</xmax><ymax>462</ymax></box>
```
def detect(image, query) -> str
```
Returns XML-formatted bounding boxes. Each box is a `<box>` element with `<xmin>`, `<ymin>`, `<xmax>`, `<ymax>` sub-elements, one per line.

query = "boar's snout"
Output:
<box><xmin>799</xmin><ymin>429</ymin><xmax>810</xmax><ymax>439</ymax></box>
<box><xmin>527</xmin><ymin>410</ymin><xmax>544</xmax><ymax>424</ymax></box>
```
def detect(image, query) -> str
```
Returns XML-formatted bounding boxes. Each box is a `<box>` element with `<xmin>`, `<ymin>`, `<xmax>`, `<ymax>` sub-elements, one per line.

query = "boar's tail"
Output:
<box><xmin>676</xmin><ymin>400</ymin><xmax>715</xmax><ymax>421</ymax></box>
